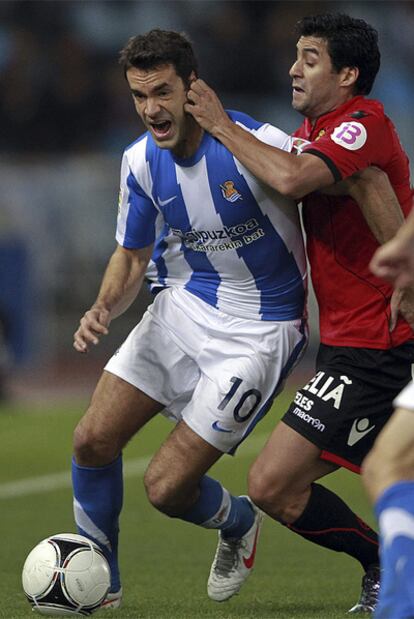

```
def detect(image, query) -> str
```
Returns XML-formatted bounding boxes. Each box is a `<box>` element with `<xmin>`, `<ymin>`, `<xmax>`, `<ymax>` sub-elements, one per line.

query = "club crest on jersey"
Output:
<box><xmin>220</xmin><ymin>181</ymin><xmax>242</xmax><ymax>203</ymax></box>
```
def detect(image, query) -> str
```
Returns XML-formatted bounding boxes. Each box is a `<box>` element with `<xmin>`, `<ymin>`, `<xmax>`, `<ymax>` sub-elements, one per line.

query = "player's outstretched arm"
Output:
<box><xmin>73</xmin><ymin>244</ymin><xmax>153</xmax><ymax>353</ymax></box>
<box><xmin>185</xmin><ymin>79</ymin><xmax>333</xmax><ymax>199</ymax></box>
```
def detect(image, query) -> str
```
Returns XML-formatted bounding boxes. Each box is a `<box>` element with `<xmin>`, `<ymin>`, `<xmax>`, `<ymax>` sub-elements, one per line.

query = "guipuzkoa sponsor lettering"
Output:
<box><xmin>170</xmin><ymin>218</ymin><xmax>265</xmax><ymax>252</ymax></box>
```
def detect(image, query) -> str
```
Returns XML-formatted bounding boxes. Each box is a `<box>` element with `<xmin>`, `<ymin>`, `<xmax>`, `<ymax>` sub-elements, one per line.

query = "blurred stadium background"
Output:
<box><xmin>1</xmin><ymin>0</ymin><xmax>413</xmax><ymax>403</ymax></box>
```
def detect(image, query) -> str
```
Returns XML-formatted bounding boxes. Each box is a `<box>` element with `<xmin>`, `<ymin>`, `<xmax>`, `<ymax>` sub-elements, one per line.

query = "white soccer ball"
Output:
<box><xmin>22</xmin><ymin>533</ymin><xmax>111</xmax><ymax>616</ymax></box>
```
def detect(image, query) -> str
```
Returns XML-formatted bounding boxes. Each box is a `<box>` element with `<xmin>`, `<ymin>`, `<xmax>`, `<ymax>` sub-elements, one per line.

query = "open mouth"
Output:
<box><xmin>150</xmin><ymin>120</ymin><xmax>172</xmax><ymax>139</ymax></box>
<box><xmin>293</xmin><ymin>85</ymin><xmax>305</xmax><ymax>94</ymax></box>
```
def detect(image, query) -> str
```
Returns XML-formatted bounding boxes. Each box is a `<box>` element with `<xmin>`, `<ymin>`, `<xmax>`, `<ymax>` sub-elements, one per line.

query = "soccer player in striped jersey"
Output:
<box><xmin>186</xmin><ymin>12</ymin><xmax>414</xmax><ymax>613</ymax></box>
<box><xmin>71</xmin><ymin>29</ymin><xmax>308</xmax><ymax>608</ymax></box>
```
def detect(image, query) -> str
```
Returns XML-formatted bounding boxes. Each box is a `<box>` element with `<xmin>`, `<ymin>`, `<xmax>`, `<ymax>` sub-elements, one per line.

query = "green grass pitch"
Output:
<box><xmin>0</xmin><ymin>389</ymin><xmax>376</xmax><ymax>618</ymax></box>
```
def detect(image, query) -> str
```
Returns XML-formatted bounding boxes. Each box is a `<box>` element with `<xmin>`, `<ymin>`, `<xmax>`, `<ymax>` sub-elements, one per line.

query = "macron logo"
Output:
<box><xmin>158</xmin><ymin>195</ymin><xmax>177</xmax><ymax>207</ymax></box>
<box><xmin>347</xmin><ymin>418</ymin><xmax>375</xmax><ymax>446</ymax></box>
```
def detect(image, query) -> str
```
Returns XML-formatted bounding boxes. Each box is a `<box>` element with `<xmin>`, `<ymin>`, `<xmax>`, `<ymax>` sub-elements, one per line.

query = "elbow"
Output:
<box><xmin>350</xmin><ymin>166</ymin><xmax>387</xmax><ymax>194</ymax></box>
<box><xmin>289</xmin><ymin>187</ymin><xmax>308</xmax><ymax>201</ymax></box>
<box><xmin>276</xmin><ymin>172</ymin><xmax>305</xmax><ymax>200</ymax></box>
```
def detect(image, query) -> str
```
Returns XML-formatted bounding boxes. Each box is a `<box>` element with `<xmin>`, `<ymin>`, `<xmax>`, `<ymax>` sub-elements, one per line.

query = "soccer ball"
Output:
<box><xmin>22</xmin><ymin>533</ymin><xmax>111</xmax><ymax>616</ymax></box>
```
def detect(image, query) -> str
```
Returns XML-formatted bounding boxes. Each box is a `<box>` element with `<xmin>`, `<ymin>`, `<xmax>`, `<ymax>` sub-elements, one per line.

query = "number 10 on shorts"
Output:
<box><xmin>218</xmin><ymin>377</ymin><xmax>262</xmax><ymax>422</ymax></box>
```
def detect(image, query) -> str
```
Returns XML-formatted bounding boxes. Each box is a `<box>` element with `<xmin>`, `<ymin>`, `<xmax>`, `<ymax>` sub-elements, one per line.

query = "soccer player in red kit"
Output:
<box><xmin>186</xmin><ymin>13</ymin><xmax>414</xmax><ymax>613</ymax></box>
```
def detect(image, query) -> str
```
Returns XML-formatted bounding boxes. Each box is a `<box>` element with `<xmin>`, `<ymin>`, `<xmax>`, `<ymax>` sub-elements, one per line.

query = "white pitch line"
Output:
<box><xmin>0</xmin><ymin>433</ymin><xmax>268</xmax><ymax>500</ymax></box>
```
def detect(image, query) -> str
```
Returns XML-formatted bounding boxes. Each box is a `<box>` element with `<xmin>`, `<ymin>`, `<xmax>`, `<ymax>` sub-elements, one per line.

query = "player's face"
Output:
<box><xmin>289</xmin><ymin>36</ymin><xmax>351</xmax><ymax>121</ymax></box>
<box><xmin>126</xmin><ymin>64</ymin><xmax>199</xmax><ymax>155</ymax></box>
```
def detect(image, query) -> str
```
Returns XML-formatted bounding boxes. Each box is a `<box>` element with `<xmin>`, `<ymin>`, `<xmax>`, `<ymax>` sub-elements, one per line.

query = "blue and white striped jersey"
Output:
<box><xmin>117</xmin><ymin>110</ymin><xmax>306</xmax><ymax>321</ymax></box>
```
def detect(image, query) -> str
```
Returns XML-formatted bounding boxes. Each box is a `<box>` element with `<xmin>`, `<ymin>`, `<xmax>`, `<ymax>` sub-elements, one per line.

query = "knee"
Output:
<box><xmin>73</xmin><ymin>413</ymin><xmax>120</xmax><ymax>466</ymax></box>
<box><xmin>143</xmin><ymin>466</ymin><xmax>178</xmax><ymax>516</ymax></box>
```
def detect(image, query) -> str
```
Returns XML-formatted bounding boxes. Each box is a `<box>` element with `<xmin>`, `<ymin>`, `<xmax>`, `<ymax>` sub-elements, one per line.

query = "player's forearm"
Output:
<box><xmin>346</xmin><ymin>168</ymin><xmax>405</xmax><ymax>245</ymax></box>
<box><xmin>212</xmin><ymin>121</ymin><xmax>292</xmax><ymax>193</ymax></box>
<box><xmin>212</xmin><ymin>121</ymin><xmax>331</xmax><ymax>199</ymax></box>
<box><xmin>351</xmin><ymin>170</ymin><xmax>414</xmax><ymax>328</ymax></box>
<box><xmin>93</xmin><ymin>245</ymin><xmax>152</xmax><ymax>320</ymax></box>
<box><xmin>186</xmin><ymin>79</ymin><xmax>333</xmax><ymax>198</ymax></box>
<box><xmin>212</xmin><ymin>122</ymin><xmax>299</xmax><ymax>197</ymax></box>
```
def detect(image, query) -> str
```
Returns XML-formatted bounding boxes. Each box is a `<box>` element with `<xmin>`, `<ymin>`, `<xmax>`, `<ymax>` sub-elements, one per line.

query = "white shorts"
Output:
<box><xmin>105</xmin><ymin>287</ymin><xmax>307</xmax><ymax>453</ymax></box>
<box><xmin>394</xmin><ymin>379</ymin><xmax>414</xmax><ymax>411</ymax></box>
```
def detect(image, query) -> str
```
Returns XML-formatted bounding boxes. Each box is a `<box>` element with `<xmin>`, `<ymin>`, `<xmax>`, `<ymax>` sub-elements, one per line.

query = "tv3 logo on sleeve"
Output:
<box><xmin>331</xmin><ymin>121</ymin><xmax>367</xmax><ymax>150</ymax></box>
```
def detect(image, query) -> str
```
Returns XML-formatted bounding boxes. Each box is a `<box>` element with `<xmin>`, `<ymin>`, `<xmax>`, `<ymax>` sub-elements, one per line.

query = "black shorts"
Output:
<box><xmin>282</xmin><ymin>343</ymin><xmax>414</xmax><ymax>472</ymax></box>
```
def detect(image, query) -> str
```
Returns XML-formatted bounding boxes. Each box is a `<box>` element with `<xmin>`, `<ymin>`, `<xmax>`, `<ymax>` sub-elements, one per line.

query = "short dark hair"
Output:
<box><xmin>295</xmin><ymin>13</ymin><xmax>380</xmax><ymax>95</ymax></box>
<box><xmin>119</xmin><ymin>29</ymin><xmax>198</xmax><ymax>87</ymax></box>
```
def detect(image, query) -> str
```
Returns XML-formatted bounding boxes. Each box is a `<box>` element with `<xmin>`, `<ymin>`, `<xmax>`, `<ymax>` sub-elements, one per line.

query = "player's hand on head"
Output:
<box><xmin>73</xmin><ymin>307</ymin><xmax>110</xmax><ymax>353</ymax></box>
<box><xmin>185</xmin><ymin>79</ymin><xmax>230</xmax><ymax>135</ymax></box>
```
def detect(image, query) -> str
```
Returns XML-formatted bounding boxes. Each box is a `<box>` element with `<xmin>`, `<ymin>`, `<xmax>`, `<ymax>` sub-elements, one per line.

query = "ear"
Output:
<box><xmin>340</xmin><ymin>66</ymin><xmax>359</xmax><ymax>89</ymax></box>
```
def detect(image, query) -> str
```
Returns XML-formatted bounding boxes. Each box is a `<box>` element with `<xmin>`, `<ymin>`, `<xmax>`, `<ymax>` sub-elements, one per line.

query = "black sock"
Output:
<box><xmin>287</xmin><ymin>483</ymin><xmax>378</xmax><ymax>571</ymax></box>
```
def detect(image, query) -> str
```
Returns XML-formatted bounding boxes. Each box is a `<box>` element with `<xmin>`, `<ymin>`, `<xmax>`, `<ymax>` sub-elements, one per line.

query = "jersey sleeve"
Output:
<box><xmin>252</xmin><ymin>123</ymin><xmax>293</xmax><ymax>153</ymax></box>
<box><xmin>227</xmin><ymin>109</ymin><xmax>292</xmax><ymax>153</ymax></box>
<box><xmin>116</xmin><ymin>152</ymin><xmax>158</xmax><ymax>249</ymax></box>
<box><xmin>302</xmin><ymin>112</ymin><xmax>390</xmax><ymax>181</ymax></box>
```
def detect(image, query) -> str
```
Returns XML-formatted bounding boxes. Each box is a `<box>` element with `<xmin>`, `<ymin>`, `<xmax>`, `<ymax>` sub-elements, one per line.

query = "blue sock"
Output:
<box><xmin>374</xmin><ymin>481</ymin><xmax>414</xmax><ymax>619</ymax></box>
<box><xmin>178</xmin><ymin>475</ymin><xmax>255</xmax><ymax>538</ymax></box>
<box><xmin>72</xmin><ymin>455</ymin><xmax>123</xmax><ymax>592</ymax></box>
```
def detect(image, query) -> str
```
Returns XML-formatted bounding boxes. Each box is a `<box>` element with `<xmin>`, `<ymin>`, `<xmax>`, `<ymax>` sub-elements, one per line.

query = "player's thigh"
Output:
<box><xmin>76</xmin><ymin>370</ymin><xmax>163</xmax><ymax>449</ymax></box>
<box><xmin>384</xmin><ymin>379</ymin><xmax>414</xmax><ymax>475</ymax></box>
<box><xmin>249</xmin><ymin>420</ymin><xmax>337</xmax><ymax>496</ymax></box>
<box><xmin>145</xmin><ymin>420</ymin><xmax>223</xmax><ymax>499</ymax></box>
<box><xmin>367</xmin><ymin>407</ymin><xmax>414</xmax><ymax>486</ymax></box>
